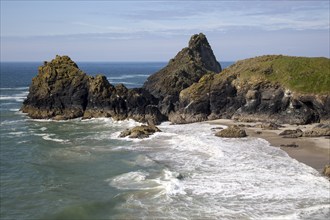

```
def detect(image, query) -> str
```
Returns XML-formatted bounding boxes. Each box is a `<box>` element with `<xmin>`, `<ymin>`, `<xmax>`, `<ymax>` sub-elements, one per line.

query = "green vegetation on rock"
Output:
<box><xmin>223</xmin><ymin>55</ymin><xmax>330</xmax><ymax>94</ymax></box>
<box><xmin>176</xmin><ymin>54</ymin><xmax>330</xmax><ymax>124</ymax></box>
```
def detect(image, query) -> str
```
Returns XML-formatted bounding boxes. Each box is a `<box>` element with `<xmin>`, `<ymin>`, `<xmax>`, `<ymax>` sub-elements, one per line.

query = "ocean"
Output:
<box><xmin>0</xmin><ymin>62</ymin><xmax>329</xmax><ymax>220</ymax></box>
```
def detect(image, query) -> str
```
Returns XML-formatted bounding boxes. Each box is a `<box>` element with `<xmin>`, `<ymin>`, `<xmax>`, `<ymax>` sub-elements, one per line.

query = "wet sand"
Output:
<box><xmin>208</xmin><ymin>119</ymin><xmax>330</xmax><ymax>173</ymax></box>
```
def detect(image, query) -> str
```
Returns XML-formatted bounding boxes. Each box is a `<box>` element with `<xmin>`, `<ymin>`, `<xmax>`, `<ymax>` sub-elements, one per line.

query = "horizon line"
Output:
<box><xmin>0</xmin><ymin>60</ymin><xmax>236</xmax><ymax>63</ymax></box>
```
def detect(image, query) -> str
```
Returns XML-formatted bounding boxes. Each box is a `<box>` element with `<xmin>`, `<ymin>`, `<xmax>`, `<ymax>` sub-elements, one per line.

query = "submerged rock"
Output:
<box><xmin>215</xmin><ymin>126</ymin><xmax>247</xmax><ymax>138</ymax></box>
<box><xmin>119</xmin><ymin>125</ymin><xmax>161</xmax><ymax>139</ymax></box>
<box><xmin>280</xmin><ymin>143</ymin><xmax>299</xmax><ymax>148</ymax></box>
<box><xmin>176</xmin><ymin>173</ymin><xmax>184</xmax><ymax>180</ymax></box>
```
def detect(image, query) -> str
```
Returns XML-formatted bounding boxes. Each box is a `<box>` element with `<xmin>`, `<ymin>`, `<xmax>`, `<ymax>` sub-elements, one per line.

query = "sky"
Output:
<box><xmin>0</xmin><ymin>0</ymin><xmax>329</xmax><ymax>62</ymax></box>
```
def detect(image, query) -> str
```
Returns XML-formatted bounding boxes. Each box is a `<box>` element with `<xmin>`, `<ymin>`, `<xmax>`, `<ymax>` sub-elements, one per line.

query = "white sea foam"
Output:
<box><xmin>113</xmin><ymin>121</ymin><xmax>330</xmax><ymax>219</ymax></box>
<box><xmin>82</xmin><ymin>117</ymin><xmax>142</xmax><ymax>128</ymax></box>
<box><xmin>1</xmin><ymin>119</ymin><xmax>26</xmax><ymax>126</ymax></box>
<box><xmin>34</xmin><ymin>133</ymin><xmax>69</xmax><ymax>143</ymax></box>
<box><xmin>42</xmin><ymin>135</ymin><xmax>68</xmax><ymax>143</ymax></box>
<box><xmin>133</xmin><ymin>155</ymin><xmax>157</xmax><ymax>167</ymax></box>
<box><xmin>0</xmin><ymin>93</ymin><xmax>27</xmax><ymax>102</ymax></box>
<box><xmin>108</xmin><ymin>81</ymin><xmax>142</xmax><ymax>86</ymax></box>
<box><xmin>0</xmin><ymin>87</ymin><xmax>29</xmax><ymax>91</ymax></box>
<box><xmin>156</xmin><ymin>169</ymin><xmax>186</xmax><ymax>196</ymax></box>
<box><xmin>107</xmin><ymin>74</ymin><xmax>149</xmax><ymax>80</ymax></box>
<box><xmin>107</xmin><ymin>168</ymin><xmax>185</xmax><ymax>196</ymax></box>
<box><xmin>8</xmin><ymin>131</ymin><xmax>26</xmax><ymax>137</ymax></box>
<box><xmin>107</xmin><ymin>171</ymin><xmax>152</xmax><ymax>190</ymax></box>
<box><xmin>27</xmin><ymin>117</ymin><xmax>82</xmax><ymax>123</ymax></box>
<box><xmin>262</xmin><ymin>204</ymin><xmax>330</xmax><ymax>220</ymax></box>
<box><xmin>0</xmin><ymin>95</ymin><xmax>26</xmax><ymax>102</ymax></box>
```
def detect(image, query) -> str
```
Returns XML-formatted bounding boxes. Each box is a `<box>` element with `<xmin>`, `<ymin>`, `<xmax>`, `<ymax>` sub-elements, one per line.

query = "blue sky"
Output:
<box><xmin>1</xmin><ymin>0</ymin><xmax>329</xmax><ymax>61</ymax></box>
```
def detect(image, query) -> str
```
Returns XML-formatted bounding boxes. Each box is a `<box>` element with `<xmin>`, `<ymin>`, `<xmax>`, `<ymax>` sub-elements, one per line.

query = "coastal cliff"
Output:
<box><xmin>21</xmin><ymin>34</ymin><xmax>330</xmax><ymax>125</ymax></box>
<box><xmin>171</xmin><ymin>55</ymin><xmax>330</xmax><ymax>124</ymax></box>
<box><xmin>21</xmin><ymin>55</ymin><xmax>165</xmax><ymax>124</ymax></box>
<box><xmin>143</xmin><ymin>33</ymin><xmax>221</xmax><ymax>115</ymax></box>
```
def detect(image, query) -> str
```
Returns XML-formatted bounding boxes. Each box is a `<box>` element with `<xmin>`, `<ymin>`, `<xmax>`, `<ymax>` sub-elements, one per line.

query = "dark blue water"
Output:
<box><xmin>1</xmin><ymin>61</ymin><xmax>329</xmax><ymax>220</ymax></box>
<box><xmin>0</xmin><ymin>61</ymin><xmax>234</xmax><ymax>89</ymax></box>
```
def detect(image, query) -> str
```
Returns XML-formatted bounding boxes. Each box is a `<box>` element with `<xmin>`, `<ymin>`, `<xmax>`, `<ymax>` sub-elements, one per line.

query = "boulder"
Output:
<box><xmin>323</xmin><ymin>165</ymin><xmax>330</xmax><ymax>177</ymax></box>
<box><xmin>261</xmin><ymin>122</ymin><xmax>282</xmax><ymax>130</ymax></box>
<box><xmin>279</xmin><ymin>129</ymin><xmax>303</xmax><ymax>138</ymax></box>
<box><xmin>215</xmin><ymin>126</ymin><xmax>247</xmax><ymax>138</ymax></box>
<box><xmin>303</xmin><ymin>124</ymin><xmax>330</xmax><ymax>137</ymax></box>
<box><xmin>119</xmin><ymin>125</ymin><xmax>161</xmax><ymax>139</ymax></box>
<box><xmin>254</xmin><ymin>122</ymin><xmax>282</xmax><ymax>130</ymax></box>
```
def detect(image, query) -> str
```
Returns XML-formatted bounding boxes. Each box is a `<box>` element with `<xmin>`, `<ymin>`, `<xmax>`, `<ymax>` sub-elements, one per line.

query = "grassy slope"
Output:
<box><xmin>221</xmin><ymin>55</ymin><xmax>330</xmax><ymax>94</ymax></box>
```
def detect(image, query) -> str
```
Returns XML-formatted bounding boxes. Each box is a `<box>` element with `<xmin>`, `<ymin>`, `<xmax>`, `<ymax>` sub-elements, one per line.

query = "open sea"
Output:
<box><xmin>0</xmin><ymin>62</ymin><xmax>329</xmax><ymax>220</ymax></box>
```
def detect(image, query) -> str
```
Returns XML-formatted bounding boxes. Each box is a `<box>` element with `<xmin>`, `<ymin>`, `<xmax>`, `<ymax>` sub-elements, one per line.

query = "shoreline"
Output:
<box><xmin>207</xmin><ymin>119</ymin><xmax>330</xmax><ymax>173</ymax></box>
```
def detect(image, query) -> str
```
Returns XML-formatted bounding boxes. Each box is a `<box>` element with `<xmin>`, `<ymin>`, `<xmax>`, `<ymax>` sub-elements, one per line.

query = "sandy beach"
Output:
<box><xmin>208</xmin><ymin>119</ymin><xmax>330</xmax><ymax>173</ymax></box>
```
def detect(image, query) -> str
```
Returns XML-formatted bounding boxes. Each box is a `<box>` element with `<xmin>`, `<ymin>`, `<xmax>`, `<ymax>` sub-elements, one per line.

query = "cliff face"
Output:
<box><xmin>21</xmin><ymin>56</ymin><xmax>90</xmax><ymax>119</ymax></box>
<box><xmin>21</xmin><ymin>55</ymin><xmax>165</xmax><ymax>124</ymax></box>
<box><xmin>143</xmin><ymin>33</ymin><xmax>221</xmax><ymax>115</ymax></box>
<box><xmin>22</xmin><ymin>34</ymin><xmax>330</xmax><ymax>126</ymax></box>
<box><xmin>170</xmin><ymin>55</ymin><xmax>330</xmax><ymax>124</ymax></box>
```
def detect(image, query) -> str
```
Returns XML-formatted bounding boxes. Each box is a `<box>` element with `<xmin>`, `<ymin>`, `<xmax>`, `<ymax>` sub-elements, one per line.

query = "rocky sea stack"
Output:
<box><xmin>21</xmin><ymin>56</ymin><xmax>89</xmax><ymax>120</ymax></box>
<box><xmin>22</xmin><ymin>33</ymin><xmax>330</xmax><ymax>126</ymax></box>
<box><xmin>143</xmin><ymin>33</ymin><xmax>221</xmax><ymax>116</ymax></box>
<box><xmin>21</xmin><ymin>55</ymin><xmax>165</xmax><ymax>124</ymax></box>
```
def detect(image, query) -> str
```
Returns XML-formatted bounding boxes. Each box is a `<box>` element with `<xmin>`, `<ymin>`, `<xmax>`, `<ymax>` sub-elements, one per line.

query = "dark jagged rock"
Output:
<box><xmin>215</xmin><ymin>126</ymin><xmax>247</xmax><ymax>138</ymax></box>
<box><xmin>119</xmin><ymin>125</ymin><xmax>161</xmax><ymax>139</ymax></box>
<box><xmin>143</xmin><ymin>33</ymin><xmax>221</xmax><ymax>116</ymax></box>
<box><xmin>171</xmin><ymin>55</ymin><xmax>330</xmax><ymax>124</ymax></box>
<box><xmin>21</xmin><ymin>55</ymin><xmax>89</xmax><ymax>120</ymax></box>
<box><xmin>22</xmin><ymin>35</ymin><xmax>329</xmax><ymax>127</ymax></box>
<box><xmin>21</xmin><ymin>55</ymin><xmax>166</xmax><ymax>124</ymax></box>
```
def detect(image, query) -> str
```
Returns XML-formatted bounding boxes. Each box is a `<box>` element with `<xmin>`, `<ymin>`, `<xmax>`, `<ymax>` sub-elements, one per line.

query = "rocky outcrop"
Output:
<box><xmin>119</xmin><ymin>125</ymin><xmax>161</xmax><ymax>138</ymax></box>
<box><xmin>279</xmin><ymin>129</ymin><xmax>303</xmax><ymax>138</ymax></box>
<box><xmin>21</xmin><ymin>55</ymin><xmax>90</xmax><ymax>120</ymax></box>
<box><xmin>21</xmin><ymin>55</ymin><xmax>165</xmax><ymax>124</ymax></box>
<box><xmin>22</xmin><ymin>35</ymin><xmax>330</xmax><ymax>127</ymax></box>
<box><xmin>170</xmin><ymin>55</ymin><xmax>330</xmax><ymax>124</ymax></box>
<box><xmin>323</xmin><ymin>165</ymin><xmax>330</xmax><ymax>178</ymax></box>
<box><xmin>143</xmin><ymin>33</ymin><xmax>221</xmax><ymax>115</ymax></box>
<box><xmin>215</xmin><ymin>126</ymin><xmax>247</xmax><ymax>138</ymax></box>
<box><xmin>303</xmin><ymin>124</ymin><xmax>330</xmax><ymax>137</ymax></box>
<box><xmin>257</xmin><ymin>122</ymin><xmax>283</xmax><ymax>130</ymax></box>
